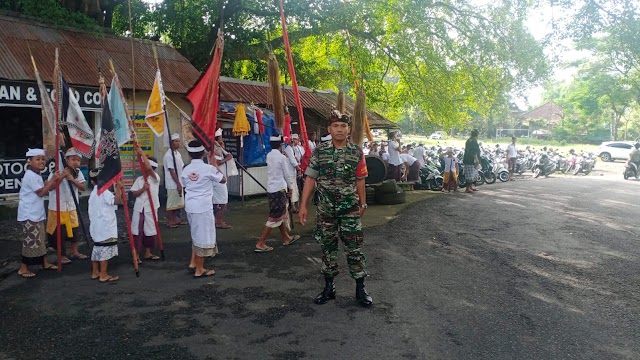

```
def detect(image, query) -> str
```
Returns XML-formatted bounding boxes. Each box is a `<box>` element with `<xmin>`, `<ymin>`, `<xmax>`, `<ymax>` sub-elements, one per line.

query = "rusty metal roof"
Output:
<box><xmin>0</xmin><ymin>15</ymin><xmax>200</xmax><ymax>93</ymax></box>
<box><xmin>219</xmin><ymin>77</ymin><xmax>397</xmax><ymax>129</ymax></box>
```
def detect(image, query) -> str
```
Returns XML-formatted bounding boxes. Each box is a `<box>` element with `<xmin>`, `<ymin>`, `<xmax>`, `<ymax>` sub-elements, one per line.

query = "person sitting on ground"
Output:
<box><xmin>130</xmin><ymin>145</ymin><xmax>161</xmax><ymax>264</ymax></box>
<box><xmin>88</xmin><ymin>169</ymin><xmax>124</xmax><ymax>282</ymax></box>
<box><xmin>400</xmin><ymin>149</ymin><xmax>420</xmax><ymax>182</ymax></box>
<box><xmin>17</xmin><ymin>148</ymin><xmax>65</xmax><ymax>278</ymax></box>
<box><xmin>255</xmin><ymin>135</ymin><xmax>301</xmax><ymax>253</ymax></box>
<box><xmin>46</xmin><ymin>147</ymin><xmax>87</xmax><ymax>265</ymax></box>
<box><xmin>181</xmin><ymin>140</ymin><xmax>227</xmax><ymax>278</ymax></box>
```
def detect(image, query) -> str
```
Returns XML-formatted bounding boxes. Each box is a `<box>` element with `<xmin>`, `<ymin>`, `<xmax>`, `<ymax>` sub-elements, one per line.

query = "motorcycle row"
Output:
<box><xmin>415</xmin><ymin>146</ymin><xmax>598</xmax><ymax>191</ymax></box>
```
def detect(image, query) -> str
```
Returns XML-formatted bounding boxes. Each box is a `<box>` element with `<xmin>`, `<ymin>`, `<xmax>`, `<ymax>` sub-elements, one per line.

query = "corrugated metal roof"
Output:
<box><xmin>0</xmin><ymin>15</ymin><xmax>200</xmax><ymax>93</ymax></box>
<box><xmin>219</xmin><ymin>77</ymin><xmax>397</xmax><ymax>129</ymax></box>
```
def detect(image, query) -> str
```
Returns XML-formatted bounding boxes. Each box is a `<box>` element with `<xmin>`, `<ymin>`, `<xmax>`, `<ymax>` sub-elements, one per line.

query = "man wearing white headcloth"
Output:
<box><xmin>164</xmin><ymin>133</ymin><xmax>185</xmax><ymax>228</ymax></box>
<box><xmin>18</xmin><ymin>148</ymin><xmax>66</xmax><ymax>278</ymax></box>
<box><xmin>212</xmin><ymin>128</ymin><xmax>233</xmax><ymax>229</ymax></box>
<box><xmin>282</xmin><ymin>136</ymin><xmax>301</xmax><ymax>212</ymax></box>
<box><xmin>254</xmin><ymin>135</ymin><xmax>300</xmax><ymax>252</ymax></box>
<box><xmin>46</xmin><ymin>147</ymin><xmax>88</xmax><ymax>265</ymax></box>
<box><xmin>181</xmin><ymin>140</ymin><xmax>227</xmax><ymax>278</ymax></box>
<box><xmin>130</xmin><ymin>145</ymin><xmax>161</xmax><ymax>262</ymax></box>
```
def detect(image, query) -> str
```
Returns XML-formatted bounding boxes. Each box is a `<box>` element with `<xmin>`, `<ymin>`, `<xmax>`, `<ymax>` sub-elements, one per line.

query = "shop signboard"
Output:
<box><xmin>0</xmin><ymin>159</ymin><xmax>55</xmax><ymax>195</ymax></box>
<box><xmin>0</xmin><ymin>79</ymin><xmax>101</xmax><ymax>110</ymax></box>
<box><xmin>119</xmin><ymin>112</ymin><xmax>155</xmax><ymax>189</ymax></box>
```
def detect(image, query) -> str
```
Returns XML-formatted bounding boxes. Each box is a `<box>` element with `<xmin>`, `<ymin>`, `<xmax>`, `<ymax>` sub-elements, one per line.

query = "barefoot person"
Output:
<box><xmin>181</xmin><ymin>140</ymin><xmax>227</xmax><ymax>278</ymax></box>
<box><xmin>298</xmin><ymin>111</ymin><xmax>373</xmax><ymax>307</ymax></box>
<box><xmin>130</xmin><ymin>145</ymin><xmax>161</xmax><ymax>263</ymax></box>
<box><xmin>46</xmin><ymin>147</ymin><xmax>87</xmax><ymax>265</ymax></box>
<box><xmin>17</xmin><ymin>148</ymin><xmax>65</xmax><ymax>278</ymax></box>
<box><xmin>88</xmin><ymin>169</ymin><xmax>124</xmax><ymax>282</ymax></box>
<box><xmin>254</xmin><ymin>135</ymin><xmax>300</xmax><ymax>253</ymax></box>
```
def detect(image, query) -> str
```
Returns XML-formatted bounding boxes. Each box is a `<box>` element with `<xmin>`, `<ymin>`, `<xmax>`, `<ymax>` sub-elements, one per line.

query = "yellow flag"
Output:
<box><xmin>145</xmin><ymin>70</ymin><xmax>165</xmax><ymax>137</ymax></box>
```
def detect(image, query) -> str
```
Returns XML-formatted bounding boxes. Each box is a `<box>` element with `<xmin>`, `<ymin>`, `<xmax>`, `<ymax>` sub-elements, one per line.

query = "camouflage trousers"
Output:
<box><xmin>315</xmin><ymin>214</ymin><xmax>367</xmax><ymax>279</ymax></box>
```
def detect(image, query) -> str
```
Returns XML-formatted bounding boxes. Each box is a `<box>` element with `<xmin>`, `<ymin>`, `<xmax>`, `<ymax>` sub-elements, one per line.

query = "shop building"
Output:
<box><xmin>0</xmin><ymin>15</ymin><xmax>200</xmax><ymax>201</ymax></box>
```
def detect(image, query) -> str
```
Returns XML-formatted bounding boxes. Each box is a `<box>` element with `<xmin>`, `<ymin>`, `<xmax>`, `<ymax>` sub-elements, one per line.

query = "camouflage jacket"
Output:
<box><xmin>305</xmin><ymin>141</ymin><xmax>368</xmax><ymax>217</ymax></box>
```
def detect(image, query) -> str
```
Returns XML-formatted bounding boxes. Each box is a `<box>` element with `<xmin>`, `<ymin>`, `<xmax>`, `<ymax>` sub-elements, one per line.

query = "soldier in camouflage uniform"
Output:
<box><xmin>299</xmin><ymin>111</ymin><xmax>373</xmax><ymax>307</ymax></box>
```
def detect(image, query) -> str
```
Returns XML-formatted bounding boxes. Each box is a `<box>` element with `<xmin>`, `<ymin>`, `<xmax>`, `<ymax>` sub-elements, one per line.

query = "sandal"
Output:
<box><xmin>254</xmin><ymin>246</ymin><xmax>274</xmax><ymax>253</ymax></box>
<box><xmin>187</xmin><ymin>266</ymin><xmax>196</xmax><ymax>273</ymax></box>
<box><xmin>283</xmin><ymin>235</ymin><xmax>301</xmax><ymax>246</ymax></box>
<box><xmin>99</xmin><ymin>275</ymin><xmax>119</xmax><ymax>283</ymax></box>
<box><xmin>18</xmin><ymin>271</ymin><xmax>36</xmax><ymax>278</ymax></box>
<box><xmin>91</xmin><ymin>275</ymin><xmax>100</xmax><ymax>280</ymax></box>
<box><xmin>216</xmin><ymin>224</ymin><xmax>232</xmax><ymax>229</ymax></box>
<box><xmin>144</xmin><ymin>255</ymin><xmax>161</xmax><ymax>261</ymax></box>
<box><xmin>43</xmin><ymin>264</ymin><xmax>58</xmax><ymax>271</ymax></box>
<box><xmin>194</xmin><ymin>269</ymin><xmax>216</xmax><ymax>278</ymax></box>
<box><xmin>166</xmin><ymin>224</ymin><xmax>179</xmax><ymax>228</ymax></box>
<box><xmin>60</xmin><ymin>257</ymin><xmax>72</xmax><ymax>265</ymax></box>
<box><xmin>70</xmin><ymin>253</ymin><xmax>88</xmax><ymax>260</ymax></box>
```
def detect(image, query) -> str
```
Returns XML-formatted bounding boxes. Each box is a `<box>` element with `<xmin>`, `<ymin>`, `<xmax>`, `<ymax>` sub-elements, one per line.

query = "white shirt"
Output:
<box><xmin>131</xmin><ymin>172</ymin><xmax>161</xmax><ymax>213</ymax></box>
<box><xmin>211</xmin><ymin>153</ymin><xmax>229</xmax><ymax>205</ymax></box>
<box><xmin>388</xmin><ymin>140</ymin><xmax>402</xmax><ymax>165</ymax></box>
<box><xmin>283</xmin><ymin>145</ymin><xmax>299</xmax><ymax>176</ymax></box>
<box><xmin>266</xmin><ymin>149</ymin><xmax>293</xmax><ymax>193</ymax></box>
<box><xmin>443</xmin><ymin>156</ymin><xmax>459</xmax><ymax>172</ymax></box>
<box><xmin>17</xmin><ymin>169</ymin><xmax>46</xmax><ymax>222</ymax></box>
<box><xmin>413</xmin><ymin>146</ymin><xmax>426</xmax><ymax>163</ymax></box>
<box><xmin>400</xmin><ymin>153</ymin><xmax>417</xmax><ymax>166</ymax></box>
<box><xmin>308</xmin><ymin>140</ymin><xmax>316</xmax><ymax>151</ymax></box>
<box><xmin>88</xmin><ymin>187</ymin><xmax>118</xmax><ymax>242</ymax></box>
<box><xmin>380</xmin><ymin>151</ymin><xmax>389</xmax><ymax>161</ymax></box>
<box><xmin>181</xmin><ymin>159</ymin><xmax>224</xmax><ymax>214</ymax></box>
<box><xmin>507</xmin><ymin>143</ymin><xmax>518</xmax><ymax>158</ymax></box>
<box><xmin>47</xmin><ymin>170</ymin><xmax>85</xmax><ymax>211</ymax></box>
<box><xmin>292</xmin><ymin>144</ymin><xmax>305</xmax><ymax>163</ymax></box>
<box><xmin>163</xmin><ymin>149</ymin><xmax>184</xmax><ymax>189</ymax></box>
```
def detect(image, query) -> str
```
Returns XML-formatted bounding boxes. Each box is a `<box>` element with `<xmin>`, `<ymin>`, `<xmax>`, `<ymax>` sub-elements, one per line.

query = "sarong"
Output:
<box><xmin>46</xmin><ymin>210</ymin><xmax>78</xmax><ymax>237</ymax></box>
<box><xmin>266</xmin><ymin>191</ymin><xmax>289</xmax><ymax>229</ymax></box>
<box><xmin>132</xmin><ymin>211</ymin><xmax>156</xmax><ymax>253</ymax></box>
<box><xmin>21</xmin><ymin>220</ymin><xmax>46</xmax><ymax>265</ymax></box>
<box><xmin>464</xmin><ymin>164</ymin><xmax>477</xmax><ymax>184</ymax></box>
<box><xmin>166</xmin><ymin>189</ymin><xmax>184</xmax><ymax>211</ymax></box>
<box><xmin>388</xmin><ymin>164</ymin><xmax>402</xmax><ymax>181</ymax></box>
<box><xmin>91</xmin><ymin>238</ymin><xmax>119</xmax><ymax>261</ymax></box>
<box><xmin>192</xmin><ymin>244</ymin><xmax>219</xmax><ymax>257</ymax></box>
<box><xmin>187</xmin><ymin>210</ymin><xmax>217</xmax><ymax>250</ymax></box>
<box><xmin>407</xmin><ymin>162</ymin><xmax>421</xmax><ymax>182</ymax></box>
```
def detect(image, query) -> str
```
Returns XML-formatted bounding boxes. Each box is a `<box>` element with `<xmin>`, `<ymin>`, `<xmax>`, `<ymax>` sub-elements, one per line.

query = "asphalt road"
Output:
<box><xmin>1</xmin><ymin>172</ymin><xmax>639</xmax><ymax>360</ymax></box>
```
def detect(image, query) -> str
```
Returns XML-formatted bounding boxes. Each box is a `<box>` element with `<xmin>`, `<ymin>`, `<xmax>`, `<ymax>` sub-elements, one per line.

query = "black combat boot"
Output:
<box><xmin>314</xmin><ymin>277</ymin><xmax>336</xmax><ymax>305</ymax></box>
<box><xmin>355</xmin><ymin>277</ymin><xmax>373</xmax><ymax>307</ymax></box>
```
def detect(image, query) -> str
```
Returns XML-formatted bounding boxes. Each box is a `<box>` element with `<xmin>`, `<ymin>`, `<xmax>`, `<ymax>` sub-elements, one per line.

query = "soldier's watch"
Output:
<box><xmin>359</xmin><ymin>204</ymin><xmax>368</xmax><ymax>209</ymax></box>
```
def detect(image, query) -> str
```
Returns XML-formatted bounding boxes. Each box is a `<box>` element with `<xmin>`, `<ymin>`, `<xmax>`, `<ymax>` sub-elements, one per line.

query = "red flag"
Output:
<box><xmin>186</xmin><ymin>30</ymin><xmax>224</xmax><ymax>143</ymax></box>
<box><xmin>256</xmin><ymin>108</ymin><xmax>264</xmax><ymax>134</ymax></box>
<box><xmin>283</xmin><ymin>114</ymin><xmax>291</xmax><ymax>143</ymax></box>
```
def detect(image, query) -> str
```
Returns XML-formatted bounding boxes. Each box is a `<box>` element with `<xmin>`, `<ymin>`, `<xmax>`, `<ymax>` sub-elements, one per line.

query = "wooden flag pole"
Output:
<box><xmin>98</xmin><ymin>68</ymin><xmax>139</xmax><ymax>277</ymax></box>
<box><xmin>54</xmin><ymin>48</ymin><xmax>63</xmax><ymax>272</ymax></box>
<box><xmin>152</xmin><ymin>43</ymin><xmax>181</xmax><ymax>207</ymax></box>
<box><xmin>109</xmin><ymin>60</ymin><xmax>165</xmax><ymax>260</ymax></box>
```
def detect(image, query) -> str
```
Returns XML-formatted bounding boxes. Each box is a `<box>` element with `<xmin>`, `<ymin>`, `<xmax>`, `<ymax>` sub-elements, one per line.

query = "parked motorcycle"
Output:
<box><xmin>572</xmin><ymin>153</ymin><xmax>596</xmax><ymax>175</ymax></box>
<box><xmin>415</xmin><ymin>161</ymin><xmax>444</xmax><ymax>191</ymax></box>
<box><xmin>533</xmin><ymin>154</ymin><xmax>557</xmax><ymax>178</ymax></box>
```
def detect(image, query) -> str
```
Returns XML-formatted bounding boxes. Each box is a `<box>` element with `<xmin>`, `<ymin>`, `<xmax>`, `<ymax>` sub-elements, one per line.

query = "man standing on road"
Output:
<box><xmin>164</xmin><ymin>133</ymin><xmax>185</xmax><ymax>228</ymax></box>
<box><xmin>506</xmin><ymin>136</ymin><xmax>518</xmax><ymax>181</ymax></box>
<box><xmin>299</xmin><ymin>111</ymin><xmax>373</xmax><ymax>307</ymax></box>
<box><xmin>463</xmin><ymin>129</ymin><xmax>481</xmax><ymax>193</ymax></box>
<box><xmin>387</xmin><ymin>132</ymin><xmax>402</xmax><ymax>181</ymax></box>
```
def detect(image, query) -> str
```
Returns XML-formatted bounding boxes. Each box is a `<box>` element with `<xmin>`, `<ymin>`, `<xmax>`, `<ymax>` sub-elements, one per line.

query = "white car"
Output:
<box><xmin>596</xmin><ymin>141</ymin><xmax>634</xmax><ymax>162</ymax></box>
<box><xmin>429</xmin><ymin>131</ymin><xmax>444</xmax><ymax>140</ymax></box>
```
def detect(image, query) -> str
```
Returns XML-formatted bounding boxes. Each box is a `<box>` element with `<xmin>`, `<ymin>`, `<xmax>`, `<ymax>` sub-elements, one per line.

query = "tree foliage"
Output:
<box><xmin>3</xmin><ymin>0</ymin><xmax>551</xmax><ymax>130</ymax></box>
